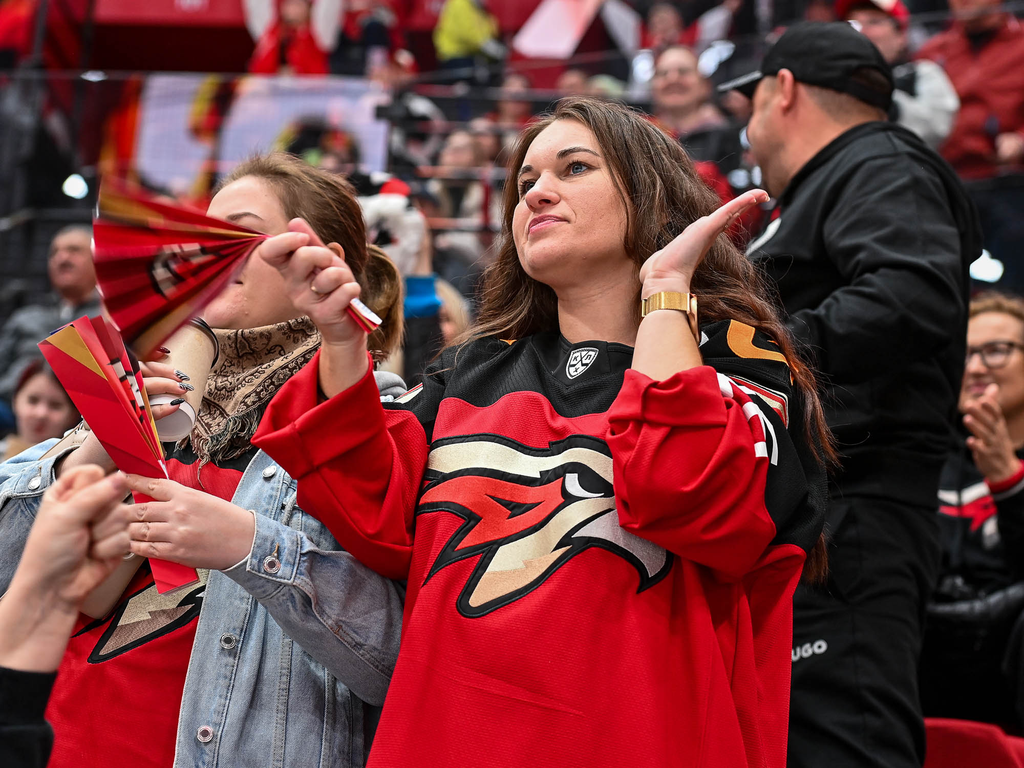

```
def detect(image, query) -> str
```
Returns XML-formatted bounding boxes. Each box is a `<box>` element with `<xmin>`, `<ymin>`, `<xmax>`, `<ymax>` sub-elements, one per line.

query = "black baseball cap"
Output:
<box><xmin>718</xmin><ymin>21</ymin><xmax>894</xmax><ymax>110</ymax></box>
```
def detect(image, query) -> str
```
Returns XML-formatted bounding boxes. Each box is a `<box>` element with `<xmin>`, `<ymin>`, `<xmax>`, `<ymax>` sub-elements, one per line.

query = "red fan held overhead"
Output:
<box><xmin>93</xmin><ymin>179</ymin><xmax>381</xmax><ymax>359</ymax></box>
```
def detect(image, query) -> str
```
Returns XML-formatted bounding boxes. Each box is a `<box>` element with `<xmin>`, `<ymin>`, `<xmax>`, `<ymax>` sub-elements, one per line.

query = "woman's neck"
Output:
<box><xmin>555</xmin><ymin>270</ymin><xmax>639</xmax><ymax>347</ymax></box>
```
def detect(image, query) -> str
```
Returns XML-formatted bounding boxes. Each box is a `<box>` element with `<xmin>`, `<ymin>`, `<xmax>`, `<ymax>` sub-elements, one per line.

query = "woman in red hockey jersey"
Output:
<box><xmin>254</xmin><ymin>97</ymin><xmax>831</xmax><ymax>768</ymax></box>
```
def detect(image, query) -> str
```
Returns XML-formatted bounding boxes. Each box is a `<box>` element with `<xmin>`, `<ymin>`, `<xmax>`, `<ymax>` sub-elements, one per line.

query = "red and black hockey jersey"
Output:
<box><xmin>255</xmin><ymin>319</ymin><xmax>826</xmax><ymax>768</ymax></box>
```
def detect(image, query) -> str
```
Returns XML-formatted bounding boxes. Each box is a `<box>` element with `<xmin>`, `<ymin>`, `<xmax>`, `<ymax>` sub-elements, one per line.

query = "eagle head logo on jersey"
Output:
<box><xmin>418</xmin><ymin>434</ymin><xmax>673</xmax><ymax>617</ymax></box>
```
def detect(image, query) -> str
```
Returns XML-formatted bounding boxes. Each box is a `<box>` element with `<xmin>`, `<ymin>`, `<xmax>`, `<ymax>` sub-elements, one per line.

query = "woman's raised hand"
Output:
<box><xmin>259</xmin><ymin>218</ymin><xmax>367</xmax><ymax>350</ymax></box>
<box><xmin>259</xmin><ymin>217</ymin><xmax>371</xmax><ymax>397</ymax></box>
<box><xmin>639</xmin><ymin>189</ymin><xmax>769</xmax><ymax>297</ymax></box>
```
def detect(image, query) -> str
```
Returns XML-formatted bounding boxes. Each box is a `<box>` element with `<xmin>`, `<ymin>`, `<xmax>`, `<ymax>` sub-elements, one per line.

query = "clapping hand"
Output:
<box><xmin>963</xmin><ymin>383</ymin><xmax>1022</xmax><ymax>484</ymax></box>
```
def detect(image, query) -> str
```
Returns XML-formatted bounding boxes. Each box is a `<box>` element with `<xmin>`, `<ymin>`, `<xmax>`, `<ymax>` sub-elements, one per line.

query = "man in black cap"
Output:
<box><xmin>721</xmin><ymin>21</ymin><xmax>982</xmax><ymax>768</ymax></box>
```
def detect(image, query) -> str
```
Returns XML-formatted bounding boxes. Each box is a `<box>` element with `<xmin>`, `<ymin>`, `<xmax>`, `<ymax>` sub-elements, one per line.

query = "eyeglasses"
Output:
<box><xmin>966</xmin><ymin>340</ymin><xmax>1024</xmax><ymax>369</ymax></box>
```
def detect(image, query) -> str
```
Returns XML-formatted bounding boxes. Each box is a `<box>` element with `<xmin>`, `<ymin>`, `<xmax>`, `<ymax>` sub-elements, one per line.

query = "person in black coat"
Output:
<box><xmin>721</xmin><ymin>21</ymin><xmax>982</xmax><ymax>768</ymax></box>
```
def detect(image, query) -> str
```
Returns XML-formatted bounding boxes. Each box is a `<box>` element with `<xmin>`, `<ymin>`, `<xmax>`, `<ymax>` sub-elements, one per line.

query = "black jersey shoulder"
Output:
<box><xmin>426</xmin><ymin>332</ymin><xmax>634</xmax><ymax>419</ymax></box>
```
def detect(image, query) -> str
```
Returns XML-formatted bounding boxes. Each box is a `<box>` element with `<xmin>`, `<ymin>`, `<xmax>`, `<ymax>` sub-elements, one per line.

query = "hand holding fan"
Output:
<box><xmin>38</xmin><ymin>315</ymin><xmax>197</xmax><ymax>592</ymax></box>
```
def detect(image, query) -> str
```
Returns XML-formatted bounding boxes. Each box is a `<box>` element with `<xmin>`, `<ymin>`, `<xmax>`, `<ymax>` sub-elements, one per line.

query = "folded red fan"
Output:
<box><xmin>39</xmin><ymin>315</ymin><xmax>199</xmax><ymax>593</ymax></box>
<box><xmin>94</xmin><ymin>179</ymin><xmax>382</xmax><ymax>358</ymax></box>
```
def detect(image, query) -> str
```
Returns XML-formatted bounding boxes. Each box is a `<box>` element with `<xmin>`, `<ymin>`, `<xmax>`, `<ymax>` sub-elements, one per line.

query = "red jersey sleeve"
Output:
<box><xmin>607</xmin><ymin>320</ymin><xmax>821</xmax><ymax>581</ymax></box>
<box><xmin>607</xmin><ymin>366</ymin><xmax>777</xmax><ymax>580</ymax></box>
<box><xmin>253</xmin><ymin>351</ymin><xmax>431</xmax><ymax>580</ymax></box>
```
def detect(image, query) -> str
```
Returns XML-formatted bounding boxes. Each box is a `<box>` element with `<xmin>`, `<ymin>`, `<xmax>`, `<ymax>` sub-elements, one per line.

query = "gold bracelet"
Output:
<box><xmin>640</xmin><ymin>292</ymin><xmax>699</xmax><ymax>341</ymax></box>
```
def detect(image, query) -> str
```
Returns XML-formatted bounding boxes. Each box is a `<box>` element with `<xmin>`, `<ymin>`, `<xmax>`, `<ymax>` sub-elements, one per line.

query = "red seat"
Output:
<box><xmin>925</xmin><ymin>718</ymin><xmax>1024</xmax><ymax>768</ymax></box>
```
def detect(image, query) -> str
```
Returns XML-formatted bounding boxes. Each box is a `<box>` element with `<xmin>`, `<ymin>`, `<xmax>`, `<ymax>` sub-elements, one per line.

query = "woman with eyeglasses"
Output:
<box><xmin>921</xmin><ymin>291</ymin><xmax>1024</xmax><ymax>727</ymax></box>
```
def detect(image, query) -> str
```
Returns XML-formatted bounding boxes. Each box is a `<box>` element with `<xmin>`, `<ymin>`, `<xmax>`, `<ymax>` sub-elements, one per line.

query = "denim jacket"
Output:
<box><xmin>0</xmin><ymin>436</ymin><xmax>404</xmax><ymax>767</ymax></box>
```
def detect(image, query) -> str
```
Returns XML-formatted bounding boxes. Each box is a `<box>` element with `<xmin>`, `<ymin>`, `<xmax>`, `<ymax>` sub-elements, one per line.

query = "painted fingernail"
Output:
<box><xmin>174</xmin><ymin>370</ymin><xmax>190</xmax><ymax>381</ymax></box>
<box><xmin>170</xmin><ymin>398</ymin><xmax>185</xmax><ymax>405</ymax></box>
<box><xmin>179</xmin><ymin>383</ymin><xmax>194</xmax><ymax>392</ymax></box>
<box><xmin>157</xmin><ymin>346</ymin><xmax>171</xmax><ymax>354</ymax></box>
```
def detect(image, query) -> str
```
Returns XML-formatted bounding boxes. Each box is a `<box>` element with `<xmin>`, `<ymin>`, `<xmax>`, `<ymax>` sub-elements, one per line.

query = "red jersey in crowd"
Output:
<box><xmin>249</xmin><ymin>20</ymin><xmax>329</xmax><ymax>74</ymax></box>
<box><xmin>255</xmin><ymin>319</ymin><xmax>826</xmax><ymax>768</ymax></box>
<box><xmin>917</xmin><ymin>16</ymin><xmax>1024</xmax><ymax>180</ymax></box>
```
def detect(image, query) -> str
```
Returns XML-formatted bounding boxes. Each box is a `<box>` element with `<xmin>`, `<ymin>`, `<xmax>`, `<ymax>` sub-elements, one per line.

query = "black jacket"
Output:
<box><xmin>0</xmin><ymin>666</ymin><xmax>55</xmax><ymax>768</ymax></box>
<box><xmin>936</xmin><ymin>437</ymin><xmax>1024</xmax><ymax>598</ymax></box>
<box><xmin>748</xmin><ymin>121</ymin><xmax>982</xmax><ymax>507</ymax></box>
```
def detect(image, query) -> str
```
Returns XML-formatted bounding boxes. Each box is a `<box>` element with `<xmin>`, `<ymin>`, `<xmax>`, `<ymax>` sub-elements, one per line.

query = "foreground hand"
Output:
<box><xmin>20</xmin><ymin>465</ymin><xmax>132</xmax><ymax>610</ymax></box>
<box><xmin>639</xmin><ymin>189</ymin><xmax>769</xmax><ymax>296</ymax></box>
<box><xmin>963</xmin><ymin>383</ymin><xmax>1022</xmax><ymax>483</ymax></box>
<box><xmin>124</xmin><ymin>474</ymin><xmax>255</xmax><ymax>570</ymax></box>
<box><xmin>259</xmin><ymin>218</ymin><xmax>367</xmax><ymax>349</ymax></box>
<box><xmin>0</xmin><ymin>466</ymin><xmax>131</xmax><ymax>672</ymax></box>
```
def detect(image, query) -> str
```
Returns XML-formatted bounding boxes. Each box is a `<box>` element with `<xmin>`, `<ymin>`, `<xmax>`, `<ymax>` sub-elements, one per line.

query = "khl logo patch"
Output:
<box><xmin>566</xmin><ymin>347</ymin><xmax>598</xmax><ymax>379</ymax></box>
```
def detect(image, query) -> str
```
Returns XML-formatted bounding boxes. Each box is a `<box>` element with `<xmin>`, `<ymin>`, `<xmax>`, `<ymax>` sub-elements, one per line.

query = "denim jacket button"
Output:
<box><xmin>220</xmin><ymin>633</ymin><xmax>238</xmax><ymax>650</ymax></box>
<box><xmin>196</xmin><ymin>725</ymin><xmax>214</xmax><ymax>743</ymax></box>
<box><xmin>27</xmin><ymin>476</ymin><xmax>41</xmax><ymax>491</ymax></box>
<box><xmin>262</xmin><ymin>466</ymin><xmax>277</xmax><ymax>479</ymax></box>
<box><xmin>262</xmin><ymin>555</ymin><xmax>281</xmax><ymax>574</ymax></box>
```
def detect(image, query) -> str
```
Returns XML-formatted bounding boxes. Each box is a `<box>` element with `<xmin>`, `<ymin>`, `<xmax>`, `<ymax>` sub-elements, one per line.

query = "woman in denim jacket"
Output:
<box><xmin>0</xmin><ymin>154</ymin><xmax>405</xmax><ymax>768</ymax></box>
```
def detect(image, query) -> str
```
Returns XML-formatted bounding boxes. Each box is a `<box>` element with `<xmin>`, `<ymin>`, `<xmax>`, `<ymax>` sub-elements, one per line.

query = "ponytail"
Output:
<box><xmin>361</xmin><ymin>244</ymin><xmax>404</xmax><ymax>363</ymax></box>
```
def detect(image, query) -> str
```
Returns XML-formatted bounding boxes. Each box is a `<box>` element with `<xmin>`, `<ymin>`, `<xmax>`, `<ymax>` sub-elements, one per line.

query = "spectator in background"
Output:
<box><xmin>468</xmin><ymin>116</ymin><xmax>502</xmax><ymax>164</ymax></box>
<box><xmin>433</xmin><ymin>0</ymin><xmax>505</xmax><ymax>81</ymax></box>
<box><xmin>435</xmin><ymin>278</ymin><xmax>471</xmax><ymax>345</ymax></box>
<box><xmin>556</xmin><ymin>68</ymin><xmax>589</xmax><ymax>97</ymax></box>
<box><xmin>922</xmin><ymin>292</ymin><xmax>1024</xmax><ymax>729</ymax></box>
<box><xmin>0</xmin><ymin>225</ymin><xmax>97</xmax><ymax>433</ymax></box>
<box><xmin>247</xmin><ymin>0</ymin><xmax>331</xmax><ymax>75</ymax></box>
<box><xmin>839</xmin><ymin>0</ymin><xmax>959</xmax><ymax>149</ymax></box>
<box><xmin>491</xmin><ymin>72</ymin><xmax>536</xmax><ymax>151</ymax></box>
<box><xmin>724</xmin><ymin>21</ymin><xmax>981</xmax><ymax>768</ymax></box>
<box><xmin>642</xmin><ymin>3</ymin><xmax>697</xmax><ymax>57</ymax></box>
<box><xmin>651</xmin><ymin>45</ymin><xmax>745</xmax><ymax>176</ymax></box>
<box><xmin>275</xmin><ymin>117</ymin><xmax>361</xmax><ymax>176</ymax></box>
<box><xmin>0</xmin><ymin>361</ymin><xmax>79</xmax><ymax>463</ymax></box>
<box><xmin>330</xmin><ymin>0</ymin><xmax>399</xmax><ymax>76</ymax></box>
<box><xmin>917</xmin><ymin>0</ymin><xmax>1024</xmax><ymax>292</ymax></box>
<box><xmin>586</xmin><ymin>74</ymin><xmax>628</xmax><ymax>101</ymax></box>
<box><xmin>428</xmin><ymin>129</ymin><xmax>499</xmax><ymax>269</ymax></box>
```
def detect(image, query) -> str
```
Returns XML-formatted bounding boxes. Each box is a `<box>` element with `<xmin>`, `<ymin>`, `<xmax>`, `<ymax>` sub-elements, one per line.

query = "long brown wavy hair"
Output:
<box><xmin>466</xmin><ymin>97</ymin><xmax>834</xmax><ymax>580</ymax></box>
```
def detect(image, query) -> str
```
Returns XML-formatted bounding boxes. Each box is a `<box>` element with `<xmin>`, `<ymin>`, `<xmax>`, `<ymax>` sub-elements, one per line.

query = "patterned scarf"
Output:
<box><xmin>184</xmin><ymin>317</ymin><xmax>320</xmax><ymax>467</ymax></box>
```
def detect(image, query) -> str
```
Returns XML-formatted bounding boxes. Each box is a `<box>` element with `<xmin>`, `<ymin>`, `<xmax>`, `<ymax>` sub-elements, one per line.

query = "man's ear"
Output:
<box><xmin>776</xmin><ymin>69</ymin><xmax>798</xmax><ymax>112</ymax></box>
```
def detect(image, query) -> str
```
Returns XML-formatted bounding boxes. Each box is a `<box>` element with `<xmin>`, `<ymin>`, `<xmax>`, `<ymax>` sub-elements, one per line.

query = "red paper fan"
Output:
<box><xmin>93</xmin><ymin>180</ymin><xmax>267</xmax><ymax>358</ymax></box>
<box><xmin>93</xmin><ymin>179</ymin><xmax>382</xmax><ymax>358</ymax></box>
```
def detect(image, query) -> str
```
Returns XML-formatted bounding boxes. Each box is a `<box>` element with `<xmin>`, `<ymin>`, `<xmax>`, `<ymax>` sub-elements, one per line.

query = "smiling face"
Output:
<box><xmin>511</xmin><ymin>120</ymin><xmax>630</xmax><ymax>293</ymax></box>
<box><xmin>651</xmin><ymin>47</ymin><xmax>707</xmax><ymax>115</ymax></box>
<box><xmin>203</xmin><ymin>176</ymin><xmax>304</xmax><ymax>330</ymax></box>
<box><xmin>961</xmin><ymin>311</ymin><xmax>1024</xmax><ymax>418</ymax></box>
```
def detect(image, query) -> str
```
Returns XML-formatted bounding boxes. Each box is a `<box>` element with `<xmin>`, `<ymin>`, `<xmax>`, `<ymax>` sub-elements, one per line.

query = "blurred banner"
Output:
<box><xmin>95</xmin><ymin>0</ymin><xmax>245</xmax><ymax>26</ymax></box>
<box><xmin>104</xmin><ymin>74</ymin><xmax>390</xmax><ymax>201</ymax></box>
